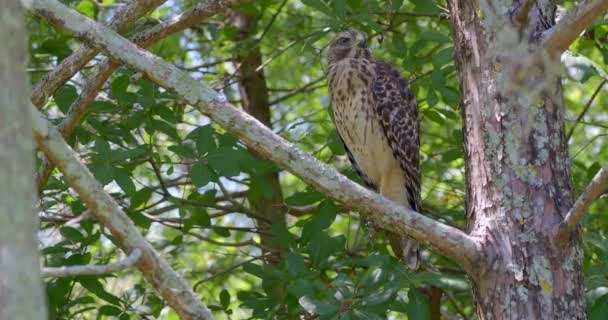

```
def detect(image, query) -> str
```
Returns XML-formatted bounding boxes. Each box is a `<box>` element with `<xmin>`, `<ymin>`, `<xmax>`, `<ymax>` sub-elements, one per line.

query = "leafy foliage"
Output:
<box><xmin>31</xmin><ymin>0</ymin><xmax>607</xmax><ymax>319</ymax></box>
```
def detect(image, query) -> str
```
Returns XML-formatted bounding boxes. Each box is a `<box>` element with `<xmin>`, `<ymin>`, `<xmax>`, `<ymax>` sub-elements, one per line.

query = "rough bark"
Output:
<box><xmin>447</xmin><ymin>0</ymin><xmax>586</xmax><ymax>318</ymax></box>
<box><xmin>231</xmin><ymin>11</ymin><xmax>286</xmax><ymax>264</ymax></box>
<box><xmin>0</xmin><ymin>1</ymin><xmax>47</xmax><ymax>319</ymax></box>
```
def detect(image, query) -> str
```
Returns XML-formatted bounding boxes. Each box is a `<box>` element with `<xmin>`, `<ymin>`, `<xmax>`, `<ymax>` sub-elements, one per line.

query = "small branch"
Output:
<box><xmin>43</xmin><ymin>248</ymin><xmax>142</xmax><ymax>277</ymax></box>
<box><xmin>31</xmin><ymin>107</ymin><xmax>214</xmax><ymax>320</ymax></box>
<box><xmin>554</xmin><ymin>166</ymin><xmax>608</xmax><ymax>243</ymax></box>
<box><xmin>31</xmin><ymin>0</ymin><xmax>481</xmax><ymax>269</ymax></box>
<box><xmin>30</xmin><ymin>0</ymin><xmax>167</xmax><ymax>107</ymax></box>
<box><xmin>542</xmin><ymin>0</ymin><xmax>608</xmax><ymax>58</ymax></box>
<box><xmin>36</xmin><ymin>0</ymin><xmax>255</xmax><ymax>190</ymax></box>
<box><xmin>567</xmin><ymin>79</ymin><xmax>606</xmax><ymax>141</ymax></box>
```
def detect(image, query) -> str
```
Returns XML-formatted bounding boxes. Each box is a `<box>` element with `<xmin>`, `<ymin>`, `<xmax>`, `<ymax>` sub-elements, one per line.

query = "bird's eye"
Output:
<box><xmin>338</xmin><ymin>37</ymin><xmax>350</xmax><ymax>44</ymax></box>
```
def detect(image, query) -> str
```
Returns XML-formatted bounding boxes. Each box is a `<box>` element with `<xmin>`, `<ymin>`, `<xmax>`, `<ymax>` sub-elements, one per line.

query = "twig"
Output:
<box><xmin>43</xmin><ymin>248</ymin><xmax>142</xmax><ymax>277</ymax></box>
<box><xmin>192</xmin><ymin>255</ymin><xmax>264</xmax><ymax>291</ymax></box>
<box><xmin>31</xmin><ymin>106</ymin><xmax>215</xmax><ymax>320</ymax></box>
<box><xmin>36</xmin><ymin>0</ymin><xmax>255</xmax><ymax>189</ymax></box>
<box><xmin>567</xmin><ymin>79</ymin><xmax>606</xmax><ymax>141</ymax></box>
<box><xmin>31</xmin><ymin>0</ymin><xmax>480</xmax><ymax>268</ymax></box>
<box><xmin>554</xmin><ymin>166</ymin><xmax>608</xmax><ymax>244</ymax></box>
<box><xmin>30</xmin><ymin>0</ymin><xmax>167</xmax><ymax>107</ymax></box>
<box><xmin>542</xmin><ymin>0</ymin><xmax>608</xmax><ymax>58</ymax></box>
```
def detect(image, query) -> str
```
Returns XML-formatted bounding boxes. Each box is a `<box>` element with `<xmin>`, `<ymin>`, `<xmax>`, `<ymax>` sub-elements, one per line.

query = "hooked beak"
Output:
<box><xmin>355</xmin><ymin>33</ymin><xmax>367</xmax><ymax>48</ymax></box>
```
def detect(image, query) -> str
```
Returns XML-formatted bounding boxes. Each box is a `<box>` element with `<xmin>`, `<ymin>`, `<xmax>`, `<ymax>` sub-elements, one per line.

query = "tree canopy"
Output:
<box><xmin>24</xmin><ymin>0</ymin><xmax>608</xmax><ymax>319</ymax></box>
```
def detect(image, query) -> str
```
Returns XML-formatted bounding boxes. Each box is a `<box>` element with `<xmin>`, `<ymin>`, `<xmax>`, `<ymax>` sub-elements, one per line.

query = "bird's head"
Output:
<box><xmin>327</xmin><ymin>30</ymin><xmax>370</xmax><ymax>65</ymax></box>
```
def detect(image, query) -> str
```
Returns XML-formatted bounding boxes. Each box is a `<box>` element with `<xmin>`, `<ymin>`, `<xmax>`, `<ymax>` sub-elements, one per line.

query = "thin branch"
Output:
<box><xmin>36</xmin><ymin>0</ymin><xmax>255</xmax><ymax>190</ymax></box>
<box><xmin>567</xmin><ymin>79</ymin><xmax>606</xmax><ymax>141</ymax></box>
<box><xmin>31</xmin><ymin>108</ymin><xmax>214</xmax><ymax>320</ymax></box>
<box><xmin>192</xmin><ymin>255</ymin><xmax>264</xmax><ymax>291</ymax></box>
<box><xmin>42</xmin><ymin>248</ymin><xmax>142</xmax><ymax>277</ymax></box>
<box><xmin>554</xmin><ymin>166</ymin><xmax>608</xmax><ymax>244</ymax></box>
<box><xmin>31</xmin><ymin>0</ymin><xmax>167</xmax><ymax>107</ymax></box>
<box><xmin>31</xmin><ymin>0</ymin><xmax>481</xmax><ymax>269</ymax></box>
<box><xmin>542</xmin><ymin>0</ymin><xmax>608</xmax><ymax>58</ymax></box>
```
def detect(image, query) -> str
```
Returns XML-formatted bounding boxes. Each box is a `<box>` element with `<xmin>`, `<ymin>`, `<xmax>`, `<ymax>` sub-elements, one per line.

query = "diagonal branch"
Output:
<box><xmin>31</xmin><ymin>109</ymin><xmax>214</xmax><ymax>320</ymax></box>
<box><xmin>43</xmin><ymin>248</ymin><xmax>142</xmax><ymax>277</ymax></box>
<box><xmin>30</xmin><ymin>0</ymin><xmax>167</xmax><ymax>108</ymax></box>
<box><xmin>542</xmin><ymin>0</ymin><xmax>608</xmax><ymax>58</ymax></box>
<box><xmin>554</xmin><ymin>166</ymin><xmax>608</xmax><ymax>244</ymax></box>
<box><xmin>31</xmin><ymin>0</ymin><xmax>481</xmax><ymax>269</ymax></box>
<box><xmin>36</xmin><ymin>0</ymin><xmax>254</xmax><ymax>190</ymax></box>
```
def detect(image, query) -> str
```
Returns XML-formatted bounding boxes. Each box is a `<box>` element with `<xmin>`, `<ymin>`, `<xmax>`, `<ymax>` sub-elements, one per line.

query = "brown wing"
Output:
<box><xmin>370</xmin><ymin>60</ymin><xmax>421</xmax><ymax>211</ymax></box>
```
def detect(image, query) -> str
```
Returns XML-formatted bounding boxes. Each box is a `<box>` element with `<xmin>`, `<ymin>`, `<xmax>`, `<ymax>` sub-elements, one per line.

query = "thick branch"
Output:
<box><xmin>30</xmin><ymin>0</ymin><xmax>167</xmax><ymax>108</ymax></box>
<box><xmin>31</xmin><ymin>0</ymin><xmax>480</xmax><ymax>268</ymax></box>
<box><xmin>43</xmin><ymin>248</ymin><xmax>142</xmax><ymax>277</ymax></box>
<box><xmin>31</xmin><ymin>109</ymin><xmax>214</xmax><ymax>320</ymax></box>
<box><xmin>36</xmin><ymin>0</ymin><xmax>254</xmax><ymax>189</ymax></box>
<box><xmin>542</xmin><ymin>0</ymin><xmax>608</xmax><ymax>58</ymax></box>
<box><xmin>555</xmin><ymin>166</ymin><xmax>608</xmax><ymax>243</ymax></box>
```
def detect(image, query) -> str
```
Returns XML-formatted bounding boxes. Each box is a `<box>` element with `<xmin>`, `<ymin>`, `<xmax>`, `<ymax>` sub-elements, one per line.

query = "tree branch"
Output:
<box><xmin>36</xmin><ymin>0</ymin><xmax>255</xmax><ymax>190</ymax></box>
<box><xmin>31</xmin><ymin>109</ymin><xmax>214</xmax><ymax>320</ymax></box>
<box><xmin>555</xmin><ymin>166</ymin><xmax>608</xmax><ymax>244</ymax></box>
<box><xmin>31</xmin><ymin>0</ymin><xmax>481</xmax><ymax>269</ymax></box>
<box><xmin>567</xmin><ymin>79</ymin><xmax>606</xmax><ymax>141</ymax></box>
<box><xmin>542</xmin><ymin>0</ymin><xmax>608</xmax><ymax>58</ymax></box>
<box><xmin>30</xmin><ymin>0</ymin><xmax>167</xmax><ymax>108</ymax></box>
<box><xmin>43</xmin><ymin>248</ymin><xmax>142</xmax><ymax>277</ymax></box>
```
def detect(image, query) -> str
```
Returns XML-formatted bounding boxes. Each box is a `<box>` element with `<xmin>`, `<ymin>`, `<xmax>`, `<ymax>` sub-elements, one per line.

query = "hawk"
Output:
<box><xmin>327</xmin><ymin>30</ymin><xmax>421</xmax><ymax>268</ymax></box>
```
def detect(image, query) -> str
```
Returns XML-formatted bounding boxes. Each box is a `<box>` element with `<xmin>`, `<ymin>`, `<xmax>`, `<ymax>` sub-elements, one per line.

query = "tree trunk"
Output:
<box><xmin>448</xmin><ymin>0</ymin><xmax>585</xmax><ymax>318</ymax></box>
<box><xmin>231</xmin><ymin>11</ymin><xmax>286</xmax><ymax>264</ymax></box>
<box><xmin>0</xmin><ymin>1</ymin><xmax>48</xmax><ymax>319</ymax></box>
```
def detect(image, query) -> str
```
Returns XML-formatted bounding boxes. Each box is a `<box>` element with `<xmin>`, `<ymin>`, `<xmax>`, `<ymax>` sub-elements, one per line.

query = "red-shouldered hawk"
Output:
<box><xmin>327</xmin><ymin>30</ymin><xmax>421</xmax><ymax>269</ymax></box>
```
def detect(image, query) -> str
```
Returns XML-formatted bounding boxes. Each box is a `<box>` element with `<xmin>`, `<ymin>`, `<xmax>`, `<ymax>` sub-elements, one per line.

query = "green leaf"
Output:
<box><xmin>168</xmin><ymin>144</ymin><xmax>196</xmax><ymax>159</ymax></box>
<box><xmin>407</xmin><ymin>287</ymin><xmax>430</xmax><ymax>320</ymax></box>
<box><xmin>75</xmin><ymin>0</ymin><xmax>97</xmax><ymax>18</ymax></box>
<box><xmin>301</xmin><ymin>0</ymin><xmax>332</xmax><ymax>16</ymax></box>
<box><xmin>60</xmin><ymin>226</ymin><xmax>85</xmax><ymax>243</ymax></box>
<box><xmin>432</xmin><ymin>47</ymin><xmax>454</xmax><ymax>67</ymax></box>
<box><xmin>192</xmin><ymin>125</ymin><xmax>216</xmax><ymax>156</ymax></box>
<box><xmin>207</xmin><ymin>147</ymin><xmax>241</xmax><ymax>177</ymax></box>
<box><xmin>191</xmin><ymin>162</ymin><xmax>214</xmax><ymax>188</ymax></box>
<box><xmin>220</xmin><ymin>289</ymin><xmax>231</xmax><ymax>309</ymax></box>
<box><xmin>587</xmin><ymin>162</ymin><xmax>601</xmax><ymax>180</ymax></box>
<box><xmin>423</xmin><ymin>108</ymin><xmax>445</xmax><ymax>125</ymax></box>
<box><xmin>111</xmin><ymin>75</ymin><xmax>130</xmax><ymax>95</ymax></box>
<box><xmin>563</xmin><ymin>53</ymin><xmax>608</xmax><ymax>83</ymax></box>
<box><xmin>130</xmin><ymin>187</ymin><xmax>153</xmax><ymax>208</ymax></box>
<box><xmin>78</xmin><ymin>276</ymin><xmax>121</xmax><ymax>305</ymax></box>
<box><xmin>328</xmin><ymin>129</ymin><xmax>346</xmax><ymax>155</ymax></box>
<box><xmin>285</xmin><ymin>191</ymin><xmax>324</xmax><ymax>206</ymax></box>
<box><xmin>590</xmin><ymin>294</ymin><xmax>608</xmax><ymax>320</ymax></box>
<box><xmin>114</xmin><ymin>167</ymin><xmax>135</xmax><ymax>195</ymax></box>
<box><xmin>426</xmin><ymin>89</ymin><xmax>438</xmax><ymax>107</ymax></box>
<box><xmin>89</xmin><ymin>162</ymin><xmax>114</xmax><ymax>185</ymax></box>
<box><xmin>301</xmin><ymin>200</ymin><xmax>337</xmax><ymax>243</ymax></box>
<box><xmin>307</xmin><ymin>233</ymin><xmax>333</xmax><ymax>268</ymax></box>
<box><xmin>420</xmin><ymin>31</ymin><xmax>450</xmax><ymax>43</ymax></box>
<box><xmin>97</xmin><ymin>305</ymin><xmax>122</xmax><ymax>317</ymax></box>
<box><xmin>54</xmin><ymin>85</ymin><xmax>78</xmax><ymax>113</ymax></box>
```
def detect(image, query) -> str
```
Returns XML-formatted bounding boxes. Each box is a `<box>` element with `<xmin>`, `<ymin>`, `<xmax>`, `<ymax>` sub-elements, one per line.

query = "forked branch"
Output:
<box><xmin>555</xmin><ymin>166</ymin><xmax>608</xmax><ymax>244</ymax></box>
<box><xmin>31</xmin><ymin>109</ymin><xmax>214</xmax><ymax>320</ymax></box>
<box><xmin>31</xmin><ymin>0</ymin><xmax>481</xmax><ymax>269</ymax></box>
<box><xmin>43</xmin><ymin>248</ymin><xmax>142</xmax><ymax>277</ymax></box>
<box><xmin>542</xmin><ymin>0</ymin><xmax>608</xmax><ymax>58</ymax></box>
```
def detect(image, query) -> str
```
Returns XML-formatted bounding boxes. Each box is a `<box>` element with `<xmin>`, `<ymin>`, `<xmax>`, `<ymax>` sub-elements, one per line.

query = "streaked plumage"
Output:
<box><xmin>327</xmin><ymin>30</ymin><xmax>421</xmax><ymax>268</ymax></box>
